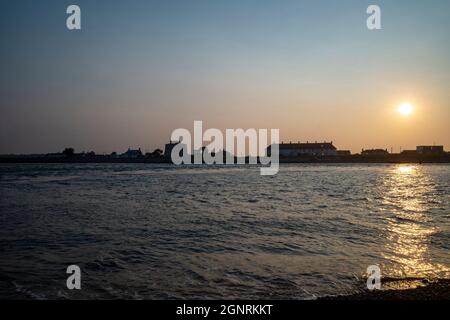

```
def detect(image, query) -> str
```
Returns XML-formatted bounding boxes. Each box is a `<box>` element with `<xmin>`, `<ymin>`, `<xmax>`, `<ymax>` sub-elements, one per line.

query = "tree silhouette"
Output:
<box><xmin>152</xmin><ymin>149</ymin><xmax>163</xmax><ymax>157</ymax></box>
<box><xmin>62</xmin><ymin>148</ymin><xmax>75</xmax><ymax>157</ymax></box>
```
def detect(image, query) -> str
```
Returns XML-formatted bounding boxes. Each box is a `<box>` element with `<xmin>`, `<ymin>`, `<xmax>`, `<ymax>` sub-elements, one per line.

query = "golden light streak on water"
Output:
<box><xmin>382</xmin><ymin>165</ymin><xmax>450</xmax><ymax>279</ymax></box>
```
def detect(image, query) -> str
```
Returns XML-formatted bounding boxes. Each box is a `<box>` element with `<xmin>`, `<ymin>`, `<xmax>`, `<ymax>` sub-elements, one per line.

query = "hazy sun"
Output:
<box><xmin>398</xmin><ymin>103</ymin><xmax>414</xmax><ymax>116</ymax></box>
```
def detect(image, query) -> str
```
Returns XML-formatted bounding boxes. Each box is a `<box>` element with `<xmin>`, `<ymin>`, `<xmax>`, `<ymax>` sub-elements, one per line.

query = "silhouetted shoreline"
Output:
<box><xmin>320</xmin><ymin>278</ymin><xmax>450</xmax><ymax>300</ymax></box>
<box><xmin>0</xmin><ymin>153</ymin><xmax>449</xmax><ymax>164</ymax></box>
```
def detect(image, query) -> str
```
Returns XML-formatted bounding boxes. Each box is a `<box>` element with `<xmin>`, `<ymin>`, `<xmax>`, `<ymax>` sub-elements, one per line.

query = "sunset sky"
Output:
<box><xmin>1</xmin><ymin>0</ymin><xmax>449</xmax><ymax>154</ymax></box>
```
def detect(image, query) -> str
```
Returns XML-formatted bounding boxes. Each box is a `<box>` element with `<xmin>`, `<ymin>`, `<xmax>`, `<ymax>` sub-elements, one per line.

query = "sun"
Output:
<box><xmin>398</xmin><ymin>103</ymin><xmax>414</xmax><ymax>116</ymax></box>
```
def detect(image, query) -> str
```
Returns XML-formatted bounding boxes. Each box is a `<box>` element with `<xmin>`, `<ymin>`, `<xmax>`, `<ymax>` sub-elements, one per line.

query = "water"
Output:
<box><xmin>0</xmin><ymin>163</ymin><xmax>448</xmax><ymax>299</ymax></box>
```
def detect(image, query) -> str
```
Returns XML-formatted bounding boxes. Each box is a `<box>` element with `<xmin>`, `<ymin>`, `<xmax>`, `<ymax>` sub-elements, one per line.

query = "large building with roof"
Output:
<box><xmin>268</xmin><ymin>141</ymin><xmax>337</xmax><ymax>157</ymax></box>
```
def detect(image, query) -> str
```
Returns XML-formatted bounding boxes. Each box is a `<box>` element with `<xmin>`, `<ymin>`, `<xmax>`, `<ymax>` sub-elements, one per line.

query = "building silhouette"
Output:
<box><xmin>164</xmin><ymin>141</ymin><xmax>183</xmax><ymax>161</ymax></box>
<box><xmin>121</xmin><ymin>148</ymin><xmax>142</xmax><ymax>158</ymax></box>
<box><xmin>416</xmin><ymin>145</ymin><xmax>444</xmax><ymax>155</ymax></box>
<box><xmin>361</xmin><ymin>149</ymin><xmax>389</xmax><ymax>156</ymax></box>
<box><xmin>268</xmin><ymin>141</ymin><xmax>337</xmax><ymax>157</ymax></box>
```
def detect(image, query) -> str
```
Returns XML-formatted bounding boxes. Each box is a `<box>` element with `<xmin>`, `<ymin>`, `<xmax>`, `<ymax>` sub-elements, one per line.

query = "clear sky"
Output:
<box><xmin>1</xmin><ymin>0</ymin><xmax>449</xmax><ymax>154</ymax></box>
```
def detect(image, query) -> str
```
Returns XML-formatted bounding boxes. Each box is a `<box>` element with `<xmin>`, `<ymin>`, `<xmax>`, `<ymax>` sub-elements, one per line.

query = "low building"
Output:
<box><xmin>401</xmin><ymin>150</ymin><xmax>417</xmax><ymax>156</ymax></box>
<box><xmin>268</xmin><ymin>141</ymin><xmax>337</xmax><ymax>157</ymax></box>
<box><xmin>416</xmin><ymin>145</ymin><xmax>444</xmax><ymax>154</ymax></box>
<box><xmin>164</xmin><ymin>141</ymin><xmax>183</xmax><ymax>161</ymax></box>
<box><xmin>361</xmin><ymin>149</ymin><xmax>389</xmax><ymax>156</ymax></box>
<box><xmin>337</xmin><ymin>150</ymin><xmax>351</xmax><ymax>156</ymax></box>
<box><xmin>121</xmin><ymin>148</ymin><xmax>143</xmax><ymax>158</ymax></box>
<box><xmin>146</xmin><ymin>149</ymin><xmax>163</xmax><ymax>158</ymax></box>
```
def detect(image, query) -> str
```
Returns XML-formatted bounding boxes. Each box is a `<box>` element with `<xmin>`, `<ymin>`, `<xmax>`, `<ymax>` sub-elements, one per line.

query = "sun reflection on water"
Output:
<box><xmin>396</xmin><ymin>165</ymin><xmax>415</xmax><ymax>174</ymax></box>
<box><xmin>381</xmin><ymin>165</ymin><xmax>449</xmax><ymax>278</ymax></box>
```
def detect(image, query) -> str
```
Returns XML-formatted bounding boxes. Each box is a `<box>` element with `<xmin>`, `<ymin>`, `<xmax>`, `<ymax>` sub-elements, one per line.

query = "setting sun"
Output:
<box><xmin>398</xmin><ymin>103</ymin><xmax>414</xmax><ymax>116</ymax></box>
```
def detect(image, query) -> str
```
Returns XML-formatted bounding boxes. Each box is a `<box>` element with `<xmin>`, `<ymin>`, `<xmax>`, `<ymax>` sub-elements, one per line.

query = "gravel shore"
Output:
<box><xmin>320</xmin><ymin>279</ymin><xmax>450</xmax><ymax>300</ymax></box>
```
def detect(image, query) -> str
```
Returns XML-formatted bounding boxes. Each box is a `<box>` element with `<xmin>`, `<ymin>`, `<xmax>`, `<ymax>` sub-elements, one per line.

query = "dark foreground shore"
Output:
<box><xmin>321</xmin><ymin>278</ymin><xmax>450</xmax><ymax>300</ymax></box>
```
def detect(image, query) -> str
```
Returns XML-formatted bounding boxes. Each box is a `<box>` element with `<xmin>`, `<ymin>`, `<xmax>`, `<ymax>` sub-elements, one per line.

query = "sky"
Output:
<box><xmin>0</xmin><ymin>0</ymin><xmax>449</xmax><ymax>154</ymax></box>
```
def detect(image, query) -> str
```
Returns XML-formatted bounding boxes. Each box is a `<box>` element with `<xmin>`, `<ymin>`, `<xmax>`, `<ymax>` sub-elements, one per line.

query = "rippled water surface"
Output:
<box><xmin>0</xmin><ymin>163</ymin><xmax>448</xmax><ymax>299</ymax></box>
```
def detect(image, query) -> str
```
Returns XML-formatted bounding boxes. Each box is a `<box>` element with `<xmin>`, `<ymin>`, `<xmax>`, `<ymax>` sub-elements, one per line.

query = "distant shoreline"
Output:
<box><xmin>0</xmin><ymin>154</ymin><xmax>449</xmax><ymax>164</ymax></box>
